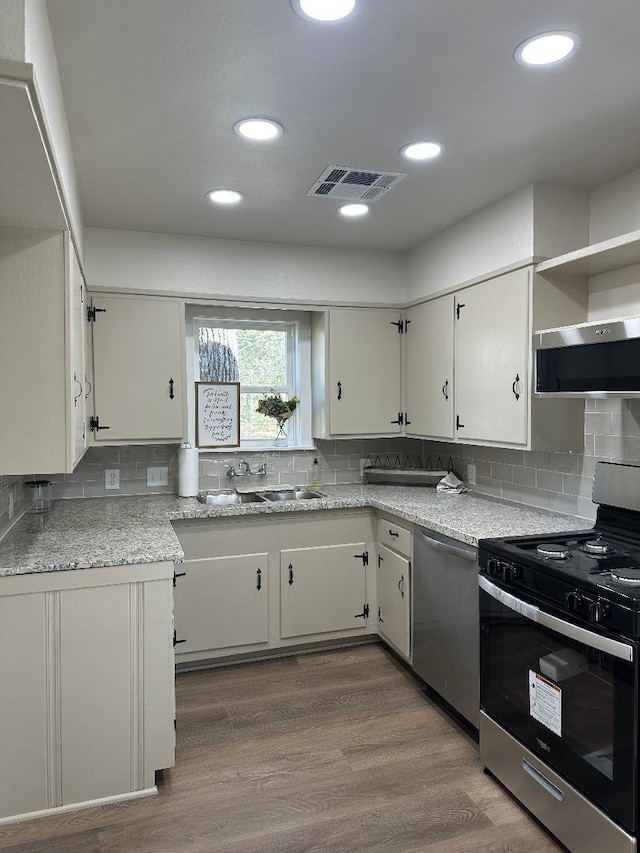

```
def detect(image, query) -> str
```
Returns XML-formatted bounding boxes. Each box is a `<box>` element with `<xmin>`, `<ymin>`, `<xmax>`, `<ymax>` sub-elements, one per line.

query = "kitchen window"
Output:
<box><xmin>186</xmin><ymin>307</ymin><xmax>312</xmax><ymax>449</ymax></box>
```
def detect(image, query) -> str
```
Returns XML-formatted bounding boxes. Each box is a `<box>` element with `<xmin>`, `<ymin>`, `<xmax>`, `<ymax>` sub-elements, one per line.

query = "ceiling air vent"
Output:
<box><xmin>307</xmin><ymin>165</ymin><xmax>406</xmax><ymax>202</ymax></box>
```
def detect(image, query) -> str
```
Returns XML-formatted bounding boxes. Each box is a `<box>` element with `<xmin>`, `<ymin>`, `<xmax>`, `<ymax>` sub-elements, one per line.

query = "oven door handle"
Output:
<box><xmin>479</xmin><ymin>575</ymin><xmax>634</xmax><ymax>662</ymax></box>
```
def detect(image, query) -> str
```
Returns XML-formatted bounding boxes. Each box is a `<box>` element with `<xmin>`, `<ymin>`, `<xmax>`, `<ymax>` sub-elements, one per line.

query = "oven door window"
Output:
<box><xmin>480</xmin><ymin>584</ymin><xmax>636</xmax><ymax>831</ymax></box>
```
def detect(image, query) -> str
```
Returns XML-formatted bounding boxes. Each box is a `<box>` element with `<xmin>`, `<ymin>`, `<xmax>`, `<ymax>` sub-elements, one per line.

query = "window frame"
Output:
<box><xmin>185</xmin><ymin>306</ymin><xmax>313</xmax><ymax>451</ymax></box>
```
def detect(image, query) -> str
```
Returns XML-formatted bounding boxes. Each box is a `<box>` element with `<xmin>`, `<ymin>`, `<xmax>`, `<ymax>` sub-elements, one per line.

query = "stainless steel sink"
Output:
<box><xmin>261</xmin><ymin>490</ymin><xmax>325</xmax><ymax>502</ymax></box>
<box><xmin>197</xmin><ymin>491</ymin><xmax>266</xmax><ymax>505</ymax></box>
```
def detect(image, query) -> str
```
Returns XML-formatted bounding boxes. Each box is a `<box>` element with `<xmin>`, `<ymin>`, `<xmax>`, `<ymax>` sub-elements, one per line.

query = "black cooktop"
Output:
<box><xmin>478</xmin><ymin>523</ymin><xmax>640</xmax><ymax>637</ymax></box>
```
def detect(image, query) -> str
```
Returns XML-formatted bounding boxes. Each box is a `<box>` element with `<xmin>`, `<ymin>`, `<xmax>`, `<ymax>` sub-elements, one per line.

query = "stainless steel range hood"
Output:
<box><xmin>535</xmin><ymin>316</ymin><xmax>640</xmax><ymax>397</ymax></box>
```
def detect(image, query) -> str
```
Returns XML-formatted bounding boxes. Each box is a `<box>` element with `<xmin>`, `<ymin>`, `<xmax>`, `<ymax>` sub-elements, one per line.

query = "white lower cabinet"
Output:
<box><xmin>377</xmin><ymin>543</ymin><xmax>410</xmax><ymax>659</ymax></box>
<box><xmin>173</xmin><ymin>553</ymin><xmax>269</xmax><ymax>654</ymax></box>
<box><xmin>0</xmin><ymin>563</ymin><xmax>175</xmax><ymax>824</ymax></box>
<box><xmin>280</xmin><ymin>544</ymin><xmax>368</xmax><ymax>639</ymax></box>
<box><xmin>172</xmin><ymin>511</ymin><xmax>375</xmax><ymax>664</ymax></box>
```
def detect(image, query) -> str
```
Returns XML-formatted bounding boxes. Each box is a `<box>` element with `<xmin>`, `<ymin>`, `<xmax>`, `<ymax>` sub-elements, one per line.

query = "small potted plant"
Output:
<box><xmin>256</xmin><ymin>392</ymin><xmax>299</xmax><ymax>446</ymax></box>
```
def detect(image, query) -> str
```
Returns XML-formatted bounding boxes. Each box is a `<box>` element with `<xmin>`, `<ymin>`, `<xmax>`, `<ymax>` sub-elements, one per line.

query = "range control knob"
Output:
<box><xmin>486</xmin><ymin>559</ymin><xmax>521</xmax><ymax>582</ymax></box>
<box><xmin>564</xmin><ymin>590</ymin><xmax>582</xmax><ymax>612</ymax></box>
<box><xmin>588</xmin><ymin>598</ymin><xmax>611</xmax><ymax>624</ymax></box>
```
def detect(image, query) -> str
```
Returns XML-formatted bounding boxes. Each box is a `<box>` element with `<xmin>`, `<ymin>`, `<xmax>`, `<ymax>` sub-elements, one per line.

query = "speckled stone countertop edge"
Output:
<box><xmin>0</xmin><ymin>486</ymin><xmax>592</xmax><ymax>576</ymax></box>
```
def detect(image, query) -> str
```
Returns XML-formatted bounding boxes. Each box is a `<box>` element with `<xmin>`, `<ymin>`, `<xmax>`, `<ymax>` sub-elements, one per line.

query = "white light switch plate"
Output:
<box><xmin>147</xmin><ymin>466</ymin><xmax>168</xmax><ymax>487</ymax></box>
<box><xmin>467</xmin><ymin>463</ymin><xmax>477</xmax><ymax>486</ymax></box>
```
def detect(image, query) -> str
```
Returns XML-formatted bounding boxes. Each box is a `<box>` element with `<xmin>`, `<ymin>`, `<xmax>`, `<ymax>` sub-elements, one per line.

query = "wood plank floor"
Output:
<box><xmin>0</xmin><ymin>643</ymin><xmax>563</xmax><ymax>852</ymax></box>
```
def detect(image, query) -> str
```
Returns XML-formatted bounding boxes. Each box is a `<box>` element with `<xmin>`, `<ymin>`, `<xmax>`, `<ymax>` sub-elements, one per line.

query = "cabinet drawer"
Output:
<box><xmin>377</xmin><ymin>517</ymin><xmax>412</xmax><ymax>557</ymax></box>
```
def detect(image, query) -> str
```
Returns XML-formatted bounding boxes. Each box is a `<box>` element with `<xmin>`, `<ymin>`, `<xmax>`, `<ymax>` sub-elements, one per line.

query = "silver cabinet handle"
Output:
<box><xmin>521</xmin><ymin>760</ymin><xmax>564</xmax><ymax>802</ymax></box>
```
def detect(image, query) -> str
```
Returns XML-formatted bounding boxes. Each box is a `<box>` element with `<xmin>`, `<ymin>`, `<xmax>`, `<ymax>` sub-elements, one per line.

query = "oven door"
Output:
<box><xmin>479</xmin><ymin>575</ymin><xmax>638</xmax><ymax>832</ymax></box>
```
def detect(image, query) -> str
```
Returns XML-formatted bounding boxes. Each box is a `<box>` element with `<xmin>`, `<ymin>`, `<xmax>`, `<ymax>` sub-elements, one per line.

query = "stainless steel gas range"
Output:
<box><xmin>478</xmin><ymin>462</ymin><xmax>640</xmax><ymax>853</ymax></box>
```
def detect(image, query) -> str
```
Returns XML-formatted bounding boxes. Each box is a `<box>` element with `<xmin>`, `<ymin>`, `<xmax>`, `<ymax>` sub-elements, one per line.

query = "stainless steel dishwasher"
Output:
<box><xmin>412</xmin><ymin>525</ymin><xmax>479</xmax><ymax>727</ymax></box>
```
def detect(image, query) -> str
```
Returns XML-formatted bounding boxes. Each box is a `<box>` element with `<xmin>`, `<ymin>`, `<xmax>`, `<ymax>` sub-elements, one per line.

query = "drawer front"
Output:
<box><xmin>377</xmin><ymin>517</ymin><xmax>412</xmax><ymax>557</ymax></box>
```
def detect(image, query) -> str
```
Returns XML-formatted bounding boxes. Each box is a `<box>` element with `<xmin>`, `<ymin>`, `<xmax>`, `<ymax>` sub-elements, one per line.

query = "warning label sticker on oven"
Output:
<box><xmin>529</xmin><ymin>670</ymin><xmax>561</xmax><ymax>736</ymax></box>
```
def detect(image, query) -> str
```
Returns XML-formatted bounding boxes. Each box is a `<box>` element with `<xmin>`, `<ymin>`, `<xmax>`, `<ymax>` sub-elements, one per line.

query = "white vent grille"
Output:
<box><xmin>307</xmin><ymin>165</ymin><xmax>406</xmax><ymax>202</ymax></box>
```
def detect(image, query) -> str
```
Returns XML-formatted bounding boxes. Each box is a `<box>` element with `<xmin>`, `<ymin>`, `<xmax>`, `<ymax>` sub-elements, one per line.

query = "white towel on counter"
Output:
<box><xmin>436</xmin><ymin>471</ymin><xmax>468</xmax><ymax>493</ymax></box>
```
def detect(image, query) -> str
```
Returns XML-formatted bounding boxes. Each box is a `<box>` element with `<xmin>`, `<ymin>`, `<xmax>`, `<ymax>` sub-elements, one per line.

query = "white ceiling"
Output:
<box><xmin>45</xmin><ymin>0</ymin><xmax>640</xmax><ymax>252</ymax></box>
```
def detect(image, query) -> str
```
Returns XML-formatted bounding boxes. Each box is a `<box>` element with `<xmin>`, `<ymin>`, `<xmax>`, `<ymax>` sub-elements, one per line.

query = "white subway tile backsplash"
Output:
<box><xmin>549</xmin><ymin>492</ymin><xmax>580</xmax><ymax>516</ymax></box>
<box><xmin>585</xmin><ymin>412</ymin><xmax>613</xmax><ymax>435</ymax></box>
<box><xmin>536</xmin><ymin>470</ymin><xmax>563</xmax><ymax>492</ymax></box>
<box><xmin>501</xmin><ymin>483</ymin><xmax>524</xmax><ymax>504</ymax></box>
<box><xmin>512</xmin><ymin>466</ymin><xmax>536</xmax><ymax>487</ymax></box>
<box><xmin>524</xmin><ymin>451</ymin><xmax>549</xmax><ymax>470</ymax></box>
<box><xmin>595</xmin><ymin>434</ymin><xmax>628</xmax><ymax>458</ymax></box>
<box><xmin>547</xmin><ymin>453</ymin><xmax>579</xmax><ymax>475</ymax></box>
<box><xmin>562</xmin><ymin>474</ymin><xmax>593</xmax><ymax>498</ymax></box>
<box><xmin>523</xmin><ymin>487</ymin><xmax>551</xmax><ymax>509</ymax></box>
<box><xmin>491</xmin><ymin>463</ymin><xmax>514</xmax><ymax>482</ymax></box>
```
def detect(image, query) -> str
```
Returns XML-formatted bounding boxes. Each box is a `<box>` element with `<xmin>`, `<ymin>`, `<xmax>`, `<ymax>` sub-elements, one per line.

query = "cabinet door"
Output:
<box><xmin>405</xmin><ymin>296</ymin><xmax>454</xmax><ymax>439</ymax></box>
<box><xmin>329</xmin><ymin>309</ymin><xmax>402</xmax><ymax>435</ymax></box>
<box><xmin>377</xmin><ymin>544</ymin><xmax>410</xmax><ymax>658</ymax></box>
<box><xmin>455</xmin><ymin>269</ymin><xmax>529</xmax><ymax>445</ymax></box>
<box><xmin>68</xmin><ymin>239</ymin><xmax>87</xmax><ymax>467</ymax></box>
<box><xmin>91</xmin><ymin>295</ymin><xmax>184</xmax><ymax>441</ymax></box>
<box><xmin>60</xmin><ymin>584</ymin><xmax>133</xmax><ymax>804</ymax></box>
<box><xmin>0</xmin><ymin>228</ymin><xmax>68</xmax><ymax>474</ymax></box>
<box><xmin>174</xmin><ymin>554</ymin><xmax>269</xmax><ymax>653</ymax></box>
<box><xmin>0</xmin><ymin>593</ymin><xmax>48</xmax><ymax>819</ymax></box>
<box><xmin>280</xmin><ymin>544</ymin><xmax>367</xmax><ymax>638</ymax></box>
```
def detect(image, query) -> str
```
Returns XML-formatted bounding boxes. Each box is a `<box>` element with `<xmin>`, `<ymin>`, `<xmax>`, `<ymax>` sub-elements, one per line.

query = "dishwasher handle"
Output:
<box><xmin>415</xmin><ymin>527</ymin><xmax>477</xmax><ymax>562</ymax></box>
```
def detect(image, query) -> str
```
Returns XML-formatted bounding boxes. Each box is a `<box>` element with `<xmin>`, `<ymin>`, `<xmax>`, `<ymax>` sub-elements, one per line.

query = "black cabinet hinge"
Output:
<box><xmin>354</xmin><ymin>603</ymin><xmax>370</xmax><ymax>620</ymax></box>
<box><xmin>87</xmin><ymin>305</ymin><xmax>107</xmax><ymax>322</ymax></box>
<box><xmin>89</xmin><ymin>415</ymin><xmax>110</xmax><ymax>432</ymax></box>
<box><xmin>354</xmin><ymin>551</ymin><xmax>368</xmax><ymax>566</ymax></box>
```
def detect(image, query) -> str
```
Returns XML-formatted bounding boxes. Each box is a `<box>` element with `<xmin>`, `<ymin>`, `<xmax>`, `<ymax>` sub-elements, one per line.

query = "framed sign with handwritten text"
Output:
<box><xmin>195</xmin><ymin>381</ymin><xmax>240</xmax><ymax>448</ymax></box>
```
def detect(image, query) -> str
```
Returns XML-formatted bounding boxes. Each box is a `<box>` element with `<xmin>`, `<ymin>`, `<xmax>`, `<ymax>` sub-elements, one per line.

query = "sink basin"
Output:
<box><xmin>261</xmin><ymin>490</ymin><xmax>325</xmax><ymax>502</ymax></box>
<box><xmin>197</xmin><ymin>491</ymin><xmax>266</xmax><ymax>505</ymax></box>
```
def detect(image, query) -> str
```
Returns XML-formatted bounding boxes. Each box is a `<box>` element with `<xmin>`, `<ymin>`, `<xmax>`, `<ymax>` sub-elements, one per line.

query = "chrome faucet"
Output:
<box><xmin>227</xmin><ymin>460</ymin><xmax>267</xmax><ymax>478</ymax></box>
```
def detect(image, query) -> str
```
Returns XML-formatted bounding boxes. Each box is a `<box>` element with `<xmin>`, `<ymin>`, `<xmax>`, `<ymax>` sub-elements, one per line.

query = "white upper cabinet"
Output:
<box><xmin>403</xmin><ymin>267</ymin><xmax>584</xmax><ymax>450</ymax></box>
<box><xmin>312</xmin><ymin>308</ymin><xmax>403</xmax><ymax>437</ymax></box>
<box><xmin>89</xmin><ymin>294</ymin><xmax>185</xmax><ymax>442</ymax></box>
<box><xmin>452</xmin><ymin>267</ymin><xmax>584</xmax><ymax>450</ymax></box>
<box><xmin>405</xmin><ymin>295</ymin><xmax>454</xmax><ymax>440</ymax></box>
<box><xmin>455</xmin><ymin>269</ymin><xmax>530</xmax><ymax>446</ymax></box>
<box><xmin>0</xmin><ymin>228</ymin><xmax>88</xmax><ymax>475</ymax></box>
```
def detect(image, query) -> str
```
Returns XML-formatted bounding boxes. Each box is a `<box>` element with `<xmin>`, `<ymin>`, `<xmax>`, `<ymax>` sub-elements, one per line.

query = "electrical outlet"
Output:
<box><xmin>147</xmin><ymin>466</ymin><xmax>168</xmax><ymax>487</ymax></box>
<box><xmin>105</xmin><ymin>468</ymin><xmax>120</xmax><ymax>490</ymax></box>
<box><xmin>467</xmin><ymin>463</ymin><xmax>477</xmax><ymax>486</ymax></box>
<box><xmin>359</xmin><ymin>458</ymin><xmax>368</xmax><ymax>477</ymax></box>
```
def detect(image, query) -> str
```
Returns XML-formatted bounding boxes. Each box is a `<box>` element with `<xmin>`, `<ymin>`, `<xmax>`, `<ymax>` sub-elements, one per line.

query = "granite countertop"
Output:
<box><xmin>0</xmin><ymin>485</ymin><xmax>593</xmax><ymax>576</ymax></box>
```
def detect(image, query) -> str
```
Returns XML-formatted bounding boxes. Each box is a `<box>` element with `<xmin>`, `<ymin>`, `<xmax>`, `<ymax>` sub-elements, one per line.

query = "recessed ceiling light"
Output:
<box><xmin>234</xmin><ymin>118</ymin><xmax>283</xmax><ymax>141</ymax></box>
<box><xmin>292</xmin><ymin>0</ymin><xmax>358</xmax><ymax>23</ymax></box>
<box><xmin>206</xmin><ymin>189</ymin><xmax>244</xmax><ymax>205</ymax></box>
<box><xmin>514</xmin><ymin>31</ymin><xmax>580</xmax><ymax>67</ymax></box>
<box><xmin>401</xmin><ymin>141</ymin><xmax>444</xmax><ymax>161</ymax></box>
<box><xmin>339</xmin><ymin>203</ymin><xmax>369</xmax><ymax>218</ymax></box>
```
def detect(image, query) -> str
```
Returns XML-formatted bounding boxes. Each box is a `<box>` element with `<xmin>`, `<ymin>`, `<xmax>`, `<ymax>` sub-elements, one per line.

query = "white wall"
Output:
<box><xmin>85</xmin><ymin>228</ymin><xmax>405</xmax><ymax>305</ymax></box>
<box><xmin>590</xmin><ymin>168</ymin><xmax>640</xmax><ymax>244</ymax></box>
<box><xmin>23</xmin><ymin>0</ymin><xmax>84</xmax><ymax>261</ymax></box>
<box><xmin>0</xmin><ymin>0</ymin><xmax>25</xmax><ymax>59</ymax></box>
<box><xmin>533</xmin><ymin>185</ymin><xmax>589</xmax><ymax>259</ymax></box>
<box><xmin>405</xmin><ymin>186</ymin><xmax>535</xmax><ymax>302</ymax></box>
